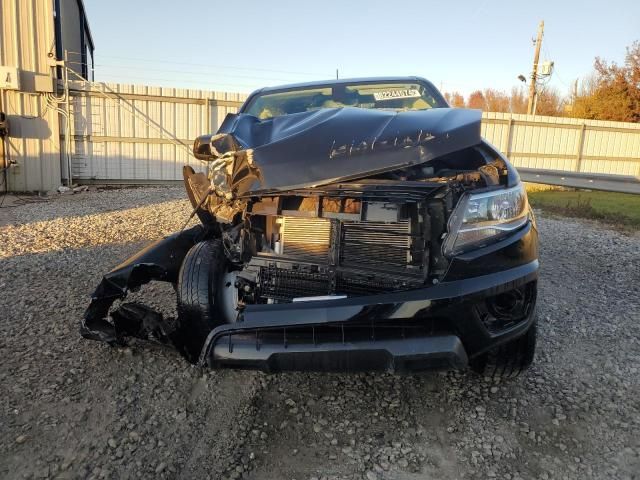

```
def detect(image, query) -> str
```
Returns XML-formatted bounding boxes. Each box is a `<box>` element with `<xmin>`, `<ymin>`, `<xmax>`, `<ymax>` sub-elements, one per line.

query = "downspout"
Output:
<box><xmin>63</xmin><ymin>50</ymin><xmax>73</xmax><ymax>186</ymax></box>
<box><xmin>0</xmin><ymin>93</ymin><xmax>8</xmax><ymax>193</ymax></box>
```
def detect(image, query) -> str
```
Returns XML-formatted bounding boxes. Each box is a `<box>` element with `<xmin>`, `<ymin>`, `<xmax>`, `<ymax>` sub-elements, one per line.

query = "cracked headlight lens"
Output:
<box><xmin>443</xmin><ymin>183</ymin><xmax>529</xmax><ymax>256</ymax></box>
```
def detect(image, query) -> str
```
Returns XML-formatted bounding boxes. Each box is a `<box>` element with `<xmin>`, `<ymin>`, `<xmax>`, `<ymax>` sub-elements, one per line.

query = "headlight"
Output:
<box><xmin>443</xmin><ymin>183</ymin><xmax>529</xmax><ymax>256</ymax></box>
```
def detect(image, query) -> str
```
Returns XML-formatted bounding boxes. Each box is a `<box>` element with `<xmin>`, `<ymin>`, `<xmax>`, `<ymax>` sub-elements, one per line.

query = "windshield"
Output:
<box><xmin>244</xmin><ymin>81</ymin><xmax>446</xmax><ymax>119</ymax></box>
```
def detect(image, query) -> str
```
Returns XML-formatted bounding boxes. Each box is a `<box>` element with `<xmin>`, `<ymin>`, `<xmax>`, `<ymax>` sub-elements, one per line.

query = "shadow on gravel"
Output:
<box><xmin>0</xmin><ymin>202</ymin><xmax>192</xmax><ymax>260</ymax></box>
<box><xmin>0</xmin><ymin>187</ymin><xmax>186</xmax><ymax>227</ymax></box>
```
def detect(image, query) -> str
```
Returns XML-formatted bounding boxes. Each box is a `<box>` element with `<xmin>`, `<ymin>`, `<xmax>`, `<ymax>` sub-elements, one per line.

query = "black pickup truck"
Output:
<box><xmin>82</xmin><ymin>77</ymin><xmax>539</xmax><ymax>379</ymax></box>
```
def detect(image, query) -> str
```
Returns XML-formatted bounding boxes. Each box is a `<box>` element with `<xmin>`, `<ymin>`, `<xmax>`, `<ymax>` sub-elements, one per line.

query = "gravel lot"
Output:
<box><xmin>1</xmin><ymin>187</ymin><xmax>638</xmax><ymax>480</ymax></box>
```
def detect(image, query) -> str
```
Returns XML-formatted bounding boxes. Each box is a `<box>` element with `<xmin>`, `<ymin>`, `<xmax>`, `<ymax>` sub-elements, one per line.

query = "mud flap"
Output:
<box><xmin>80</xmin><ymin>224</ymin><xmax>210</xmax><ymax>346</ymax></box>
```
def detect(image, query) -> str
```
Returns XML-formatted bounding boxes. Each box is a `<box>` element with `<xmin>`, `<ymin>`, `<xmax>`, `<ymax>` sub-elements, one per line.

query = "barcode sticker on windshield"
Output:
<box><xmin>373</xmin><ymin>89</ymin><xmax>421</xmax><ymax>101</ymax></box>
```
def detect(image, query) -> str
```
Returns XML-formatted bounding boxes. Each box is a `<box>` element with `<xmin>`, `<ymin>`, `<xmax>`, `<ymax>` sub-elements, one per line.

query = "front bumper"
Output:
<box><xmin>200</xmin><ymin>221</ymin><xmax>539</xmax><ymax>373</ymax></box>
<box><xmin>213</xmin><ymin>335</ymin><xmax>469</xmax><ymax>373</ymax></box>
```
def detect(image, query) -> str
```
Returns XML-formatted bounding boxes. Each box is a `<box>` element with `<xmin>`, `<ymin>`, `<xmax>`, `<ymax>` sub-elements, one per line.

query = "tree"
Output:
<box><xmin>449</xmin><ymin>92</ymin><xmax>465</xmax><ymax>108</ymax></box>
<box><xmin>571</xmin><ymin>41</ymin><xmax>640</xmax><ymax>122</ymax></box>
<box><xmin>535</xmin><ymin>87</ymin><xmax>565</xmax><ymax>116</ymax></box>
<box><xmin>467</xmin><ymin>90</ymin><xmax>486</xmax><ymax>110</ymax></box>
<box><xmin>483</xmin><ymin>88</ymin><xmax>510</xmax><ymax>112</ymax></box>
<box><xmin>443</xmin><ymin>91</ymin><xmax>465</xmax><ymax>108</ymax></box>
<box><xmin>510</xmin><ymin>86</ymin><xmax>528</xmax><ymax>114</ymax></box>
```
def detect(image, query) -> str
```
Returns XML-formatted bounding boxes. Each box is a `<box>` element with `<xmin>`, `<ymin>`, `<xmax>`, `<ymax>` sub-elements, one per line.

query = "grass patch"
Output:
<box><xmin>527</xmin><ymin>189</ymin><xmax>640</xmax><ymax>229</ymax></box>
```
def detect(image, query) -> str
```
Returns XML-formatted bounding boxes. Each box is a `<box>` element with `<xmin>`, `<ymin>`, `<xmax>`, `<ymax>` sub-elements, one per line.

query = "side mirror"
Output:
<box><xmin>193</xmin><ymin>134</ymin><xmax>213</xmax><ymax>160</ymax></box>
<box><xmin>193</xmin><ymin>133</ymin><xmax>242</xmax><ymax>161</ymax></box>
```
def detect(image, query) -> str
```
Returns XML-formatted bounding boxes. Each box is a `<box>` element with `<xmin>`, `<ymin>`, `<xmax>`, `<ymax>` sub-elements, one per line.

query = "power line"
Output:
<box><xmin>64</xmin><ymin>51</ymin><xmax>327</xmax><ymax>77</ymax></box>
<box><xmin>65</xmin><ymin>59</ymin><xmax>321</xmax><ymax>83</ymax></box>
<box><xmin>77</xmin><ymin>62</ymin><xmax>306</xmax><ymax>83</ymax></box>
<box><xmin>94</xmin><ymin>72</ymin><xmax>268</xmax><ymax>90</ymax></box>
<box><xmin>64</xmin><ymin>53</ymin><xmax>333</xmax><ymax>91</ymax></box>
<box><xmin>541</xmin><ymin>41</ymin><xmax>572</xmax><ymax>90</ymax></box>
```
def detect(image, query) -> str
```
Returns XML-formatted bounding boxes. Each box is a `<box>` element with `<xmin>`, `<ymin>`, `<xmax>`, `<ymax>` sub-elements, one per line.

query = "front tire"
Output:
<box><xmin>470</xmin><ymin>318</ymin><xmax>537</xmax><ymax>379</ymax></box>
<box><xmin>176</xmin><ymin>239</ymin><xmax>226</xmax><ymax>362</ymax></box>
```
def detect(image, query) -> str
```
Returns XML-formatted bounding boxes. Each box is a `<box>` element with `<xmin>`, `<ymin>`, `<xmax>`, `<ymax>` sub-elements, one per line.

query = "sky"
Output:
<box><xmin>82</xmin><ymin>0</ymin><xmax>640</xmax><ymax>98</ymax></box>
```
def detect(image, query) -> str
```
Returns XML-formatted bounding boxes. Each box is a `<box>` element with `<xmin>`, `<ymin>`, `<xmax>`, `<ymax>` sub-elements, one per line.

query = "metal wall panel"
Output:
<box><xmin>0</xmin><ymin>0</ymin><xmax>61</xmax><ymax>192</ymax></box>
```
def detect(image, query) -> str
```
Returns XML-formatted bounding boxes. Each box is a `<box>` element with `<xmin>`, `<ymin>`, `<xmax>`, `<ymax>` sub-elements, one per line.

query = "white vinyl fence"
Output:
<box><xmin>68</xmin><ymin>81</ymin><xmax>245</xmax><ymax>183</ymax></box>
<box><xmin>482</xmin><ymin>112</ymin><xmax>640</xmax><ymax>192</ymax></box>
<box><xmin>68</xmin><ymin>81</ymin><xmax>640</xmax><ymax>190</ymax></box>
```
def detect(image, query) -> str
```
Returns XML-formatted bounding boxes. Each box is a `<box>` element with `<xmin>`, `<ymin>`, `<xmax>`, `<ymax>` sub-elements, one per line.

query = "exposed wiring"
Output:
<box><xmin>179</xmin><ymin>189</ymin><xmax>212</xmax><ymax>232</ymax></box>
<box><xmin>46</xmin><ymin>89</ymin><xmax>68</xmax><ymax>104</ymax></box>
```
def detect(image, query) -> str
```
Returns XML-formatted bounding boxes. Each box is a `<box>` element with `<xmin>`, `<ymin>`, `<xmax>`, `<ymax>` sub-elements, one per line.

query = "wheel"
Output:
<box><xmin>471</xmin><ymin>317</ymin><xmax>537</xmax><ymax>379</ymax></box>
<box><xmin>176</xmin><ymin>239</ymin><xmax>226</xmax><ymax>362</ymax></box>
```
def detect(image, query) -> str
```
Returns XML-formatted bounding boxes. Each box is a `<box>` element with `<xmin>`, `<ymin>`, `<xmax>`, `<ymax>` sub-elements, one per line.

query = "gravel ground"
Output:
<box><xmin>0</xmin><ymin>187</ymin><xmax>638</xmax><ymax>480</ymax></box>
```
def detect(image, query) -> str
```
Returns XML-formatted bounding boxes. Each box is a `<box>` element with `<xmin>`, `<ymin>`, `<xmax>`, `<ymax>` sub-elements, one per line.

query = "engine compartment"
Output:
<box><xmin>229</xmin><ymin>188</ymin><xmax>448</xmax><ymax>306</ymax></box>
<box><xmin>187</xmin><ymin>145</ymin><xmax>510</xmax><ymax>319</ymax></box>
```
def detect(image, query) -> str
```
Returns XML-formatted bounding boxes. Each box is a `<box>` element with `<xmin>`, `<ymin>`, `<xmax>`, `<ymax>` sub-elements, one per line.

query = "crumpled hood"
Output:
<box><xmin>209</xmin><ymin>107</ymin><xmax>482</xmax><ymax>194</ymax></box>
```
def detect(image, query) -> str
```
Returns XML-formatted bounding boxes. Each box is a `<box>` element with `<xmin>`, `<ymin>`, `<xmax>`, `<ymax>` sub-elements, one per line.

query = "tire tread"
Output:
<box><xmin>176</xmin><ymin>239</ymin><xmax>225</xmax><ymax>361</ymax></box>
<box><xmin>472</xmin><ymin>320</ymin><xmax>537</xmax><ymax>379</ymax></box>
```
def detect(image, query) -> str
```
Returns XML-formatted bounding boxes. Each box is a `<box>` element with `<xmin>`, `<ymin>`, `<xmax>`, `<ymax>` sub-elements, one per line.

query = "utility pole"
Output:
<box><xmin>527</xmin><ymin>20</ymin><xmax>544</xmax><ymax>115</ymax></box>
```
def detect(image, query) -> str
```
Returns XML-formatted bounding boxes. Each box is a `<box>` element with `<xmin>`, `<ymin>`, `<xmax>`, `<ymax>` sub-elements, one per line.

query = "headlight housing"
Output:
<box><xmin>443</xmin><ymin>183</ymin><xmax>529</xmax><ymax>256</ymax></box>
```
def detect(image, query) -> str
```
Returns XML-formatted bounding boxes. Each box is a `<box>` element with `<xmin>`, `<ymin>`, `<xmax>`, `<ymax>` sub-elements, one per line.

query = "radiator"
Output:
<box><xmin>280</xmin><ymin>217</ymin><xmax>418</xmax><ymax>269</ymax></box>
<box><xmin>340</xmin><ymin>221</ymin><xmax>412</xmax><ymax>271</ymax></box>
<box><xmin>281</xmin><ymin>217</ymin><xmax>332</xmax><ymax>261</ymax></box>
<box><xmin>257</xmin><ymin>213</ymin><xmax>426</xmax><ymax>301</ymax></box>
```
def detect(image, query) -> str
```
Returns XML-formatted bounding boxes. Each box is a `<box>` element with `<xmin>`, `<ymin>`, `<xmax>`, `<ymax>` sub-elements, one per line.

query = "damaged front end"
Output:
<box><xmin>82</xmin><ymin>104</ymin><xmax>536</xmax><ymax>372</ymax></box>
<box><xmin>80</xmin><ymin>225</ymin><xmax>210</xmax><ymax>345</ymax></box>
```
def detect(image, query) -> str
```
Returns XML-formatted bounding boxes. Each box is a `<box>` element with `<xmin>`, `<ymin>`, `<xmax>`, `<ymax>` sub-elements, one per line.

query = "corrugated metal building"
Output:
<box><xmin>0</xmin><ymin>0</ymin><xmax>94</xmax><ymax>192</ymax></box>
